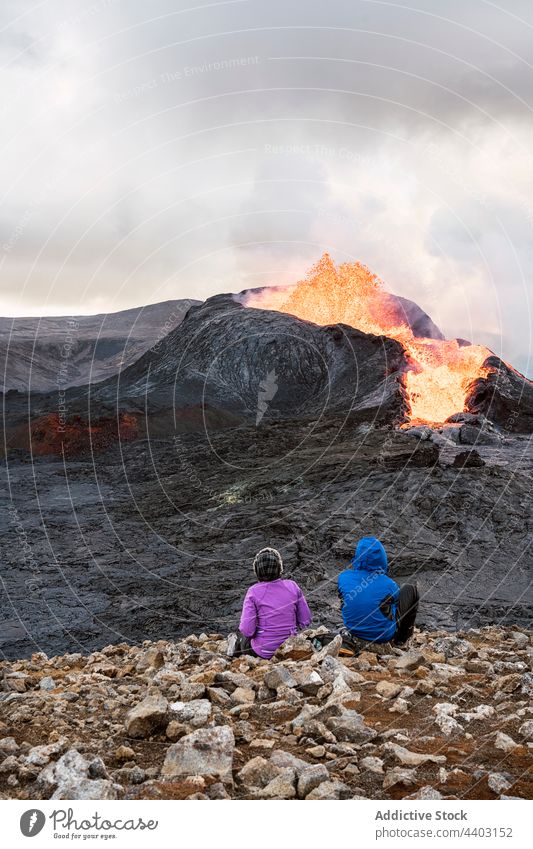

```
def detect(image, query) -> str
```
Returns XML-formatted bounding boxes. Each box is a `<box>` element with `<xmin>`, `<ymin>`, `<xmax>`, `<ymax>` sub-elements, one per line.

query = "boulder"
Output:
<box><xmin>125</xmin><ymin>692</ymin><xmax>169</xmax><ymax>738</ymax></box>
<box><xmin>433</xmin><ymin>703</ymin><xmax>462</xmax><ymax>736</ymax></box>
<box><xmin>161</xmin><ymin>726</ymin><xmax>235</xmax><ymax>782</ymax></box>
<box><xmin>510</xmin><ymin>632</ymin><xmax>529</xmax><ymax>649</ymax></box>
<box><xmin>0</xmin><ymin>755</ymin><xmax>19</xmax><ymax>775</ymax></box>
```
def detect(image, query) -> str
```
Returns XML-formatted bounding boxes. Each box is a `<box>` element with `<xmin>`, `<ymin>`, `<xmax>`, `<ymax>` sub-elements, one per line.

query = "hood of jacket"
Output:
<box><xmin>351</xmin><ymin>536</ymin><xmax>389</xmax><ymax>573</ymax></box>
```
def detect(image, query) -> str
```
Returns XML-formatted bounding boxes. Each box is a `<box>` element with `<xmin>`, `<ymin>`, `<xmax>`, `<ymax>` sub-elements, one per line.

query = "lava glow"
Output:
<box><xmin>246</xmin><ymin>253</ymin><xmax>491</xmax><ymax>425</ymax></box>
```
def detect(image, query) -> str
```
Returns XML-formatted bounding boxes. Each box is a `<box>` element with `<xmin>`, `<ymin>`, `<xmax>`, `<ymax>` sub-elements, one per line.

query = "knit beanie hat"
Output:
<box><xmin>253</xmin><ymin>547</ymin><xmax>283</xmax><ymax>582</ymax></box>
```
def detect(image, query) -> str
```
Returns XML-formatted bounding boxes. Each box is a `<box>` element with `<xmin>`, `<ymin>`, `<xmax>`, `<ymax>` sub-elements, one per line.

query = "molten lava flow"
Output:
<box><xmin>246</xmin><ymin>253</ymin><xmax>491</xmax><ymax>425</ymax></box>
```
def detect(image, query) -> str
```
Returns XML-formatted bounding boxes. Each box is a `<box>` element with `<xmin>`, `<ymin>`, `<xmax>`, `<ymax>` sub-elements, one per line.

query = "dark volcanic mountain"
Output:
<box><xmin>0</xmin><ymin>299</ymin><xmax>199</xmax><ymax>393</ymax></box>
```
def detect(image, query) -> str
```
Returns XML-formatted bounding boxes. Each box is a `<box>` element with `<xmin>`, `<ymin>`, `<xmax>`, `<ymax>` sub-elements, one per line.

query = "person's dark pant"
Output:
<box><xmin>234</xmin><ymin>632</ymin><xmax>258</xmax><ymax>657</ymax></box>
<box><xmin>393</xmin><ymin>583</ymin><xmax>419</xmax><ymax>645</ymax></box>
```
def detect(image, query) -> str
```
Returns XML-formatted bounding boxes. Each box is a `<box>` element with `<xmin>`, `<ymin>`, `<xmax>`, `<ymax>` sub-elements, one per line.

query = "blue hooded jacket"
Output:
<box><xmin>338</xmin><ymin>537</ymin><xmax>399</xmax><ymax>642</ymax></box>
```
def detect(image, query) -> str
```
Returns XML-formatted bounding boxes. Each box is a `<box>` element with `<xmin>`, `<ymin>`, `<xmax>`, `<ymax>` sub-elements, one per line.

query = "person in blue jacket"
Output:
<box><xmin>338</xmin><ymin>536</ymin><xmax>419</xmax><ymax>645</ymax></box>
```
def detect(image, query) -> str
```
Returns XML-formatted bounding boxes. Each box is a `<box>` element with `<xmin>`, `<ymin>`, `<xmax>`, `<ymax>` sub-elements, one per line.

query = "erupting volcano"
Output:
<box><xmin>246</xmin><ymin>253</ymin><xmax>492</xmax><ymax>425</ymax></box>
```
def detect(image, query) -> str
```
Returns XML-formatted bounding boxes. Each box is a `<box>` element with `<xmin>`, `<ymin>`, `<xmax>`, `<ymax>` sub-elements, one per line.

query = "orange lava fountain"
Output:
<box><xmin>246</xmin><ymin>253</ymin><xmax>491</xmax><ymax>425</ymax></box>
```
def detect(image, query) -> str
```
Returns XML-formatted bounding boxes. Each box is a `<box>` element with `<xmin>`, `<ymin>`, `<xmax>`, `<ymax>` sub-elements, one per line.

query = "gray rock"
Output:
<box><xmin>488</xmin><ymin>773</ymin><xmax>512</xmax><ymax>795</ymax></box>
<box><xmin>518</xmin><ymin>720</ymin><xmax>533</xmax><ymax>740</ymax></box>
<box><xmin>313</xmin><ymin>636</ymin><xmax>343</xmax><ymax>662</ymax></box>
<box><xmin>494</xmin><ymin>732</ymin><xmax>518</xmax><ymax>753</ymax></box>
<box><xmin>257</xmin><ymin>768</ymin><xmax>296</xmax><ymax>799</ymax></box>
<box><xmin>295</xmin><ymin>669</ymin><xmax>324</xmax><ymax>696</ymax></box>
<box><xmin>359</xmin><ymin>756</ymin><xmax>384</xmax><ymax>774</ymax></box>
<box><xmin>511</xmin><ymin>632</ymin><xmax>529</xmax><ymax>649</ymax></box>
<box><xmin>88</xmin><ymin>756</ymin><xmax>109</xmax><ymax>779</ymax></box>
<box><xmin>320</xmin><ymin>656</ymin><xmax>364</xmax><ymax>688</ymax></box>
<box><xmin>51</xmin><ymin>778</ymin><xmax>121</xmax><ymax>800</ymax></box>
<box><xmin>177</xmin><ymin>682</ymin><xmax>206</xmax><ymax>702</ymax></box>
<box><xmin>39</xmin><ymin>676</ymin><xmax>57</xmax><ymax>691</ymax></box>
<box><xmin>161</xmin><ymin>725</ymin><xmax>235</xmax><ymax>782</ymax></box>
<box><xmin>0</xmin><ymin>737</ymin><xmax>19</xmax><ymax>755</ymax></box>
<box><xmin>37</xmin><ymin>749</ymin><xmax>89</xmax><ymax>794</ymax></box>
<box><xmin>326</xmin><ymin>709</ymin><xmax>377</xmax><ymax>743</ymax></box>
<box><xmin>112</xmin><ymin>766</ymin><xmax>146</xmax><ymax>784</ymax></box>
<box><xmin>169</xmin><ymin>699</ymin><xmax>212</xmax><ymax>728</ymax></box>
<box><xmin>432</xmin><ymin>637</ymin><xmax>473</xmax><ymax>658</ymax></box>
<box><xmin>214</xmin><ymin>671</ymin><xmax>256</xmax><ymax>693</ymax></box>
<box><xmin>264</xmin><ymin>666</ymin><xmax>297</xmax><ymax>691</ymax></box>
<box><xmin>520</xmin><ymin>672</ymin><xmax>533</xmax><ymax>697</ymax></box>
<box><xmin>305</xmin><ymin>780</ymin><xmax>351</xmax><ymax>799</ymax></box>
<box><xmin>24</xmin><ymin>738</ymin><xmax>68</xmax><ymax>767</ymax></box>
<box><xmin>270</xmin><ymin>749</ymin><xmax>311</xmax><ymax>774</ymax></box>
<box><xmin>389</xmin><ymin>652</ymin><xmax>424</xmax><ymax>671</ymax></box>
<box><xmin>383</xmin><ymin>767</ymin><xmax>418</xmax><ymax>790</ymax></box>
<box><xmin>0</xmin><ymin>755</ymin><xmax>19</xmax><ymax>775</ymax></box>
<box><xmin>297</xmin><ymin>764</ymin><xmax>330</xmax><ymax>798</ymax></box>
<box><xmin>407</xmin><ymin>786</ymin><xmax>444</xmax><ymax>799</ymax></box>
<box><xmin>384</xmin><ymin>742</ymin><xmax>446</xmax><ymax>767</ymax></box>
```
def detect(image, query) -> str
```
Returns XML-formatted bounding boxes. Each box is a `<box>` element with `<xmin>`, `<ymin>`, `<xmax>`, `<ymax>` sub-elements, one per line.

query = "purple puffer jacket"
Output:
<box><xmin>239</xmin><ymin>578</ymin><xmax>312</xmax><ymax>659</ymax></box>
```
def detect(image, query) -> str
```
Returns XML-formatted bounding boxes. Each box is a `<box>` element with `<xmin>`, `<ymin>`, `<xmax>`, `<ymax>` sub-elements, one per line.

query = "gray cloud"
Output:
<box><xmin>0</xmin><ymin>0</ymin><xmax>531</xmax><ymax>376</ymax></box>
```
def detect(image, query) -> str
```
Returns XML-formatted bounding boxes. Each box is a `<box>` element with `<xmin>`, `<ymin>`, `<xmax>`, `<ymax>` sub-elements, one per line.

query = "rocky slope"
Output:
<box><xmin>0</xmin><ymin>626</ymin><xmax>531</xmax><ymax>801</ymax></box>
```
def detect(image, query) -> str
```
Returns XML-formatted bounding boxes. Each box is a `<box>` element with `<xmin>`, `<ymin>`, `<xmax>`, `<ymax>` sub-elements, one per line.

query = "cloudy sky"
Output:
<box><xmin>1</xmin><ymin>0</ymin><xmax>532</xmax><ymax>375</ymax></box>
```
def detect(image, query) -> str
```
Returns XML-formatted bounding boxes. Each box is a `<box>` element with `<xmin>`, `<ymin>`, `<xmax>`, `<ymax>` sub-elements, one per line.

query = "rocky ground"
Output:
<box><xmin>1</xmin><ymin>626</ymin><xmax>531</xmax><ymax>801</ymax></box>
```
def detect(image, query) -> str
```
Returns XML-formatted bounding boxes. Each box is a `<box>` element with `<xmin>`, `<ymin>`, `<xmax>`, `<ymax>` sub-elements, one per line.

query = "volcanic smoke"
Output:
<box><xmin>245</xmin><ymin>253</ymin><xmax>491</xmax><ymax>425</ymax></box>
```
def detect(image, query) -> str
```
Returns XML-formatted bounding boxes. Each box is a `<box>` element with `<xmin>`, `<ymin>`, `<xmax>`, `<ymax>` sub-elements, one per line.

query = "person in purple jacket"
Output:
<box><xmin>227</xmin><ymin>547</ymin><xmax>312</xmax><ymax>659</ymax></box>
